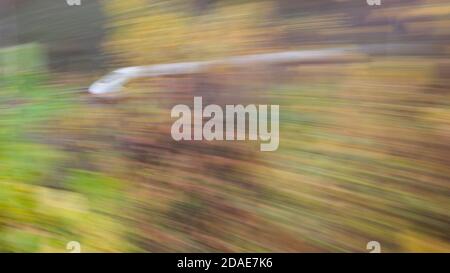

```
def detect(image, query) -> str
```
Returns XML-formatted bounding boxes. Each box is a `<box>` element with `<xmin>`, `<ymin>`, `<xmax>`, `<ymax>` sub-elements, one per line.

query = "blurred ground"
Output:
<box><xmin>0</xmin><ymin>0</ymin><xmax>449</xmax><ymax>252</ymax></box>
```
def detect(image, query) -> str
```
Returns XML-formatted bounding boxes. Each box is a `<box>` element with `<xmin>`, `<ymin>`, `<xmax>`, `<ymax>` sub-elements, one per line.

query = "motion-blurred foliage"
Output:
<box><xmin>0</xmin><ymin>44</ymin><xmax>131</xmax><ymax>252</ymax></box>
<box><xmin>103</xmin><ymin>0</ymin><xmax>276</xmax><ymax>65</ymax></box>
<box><xmin>0</xmin><ymin>0</ymin><xmax>449</xmax><ymax>252</ymax></box>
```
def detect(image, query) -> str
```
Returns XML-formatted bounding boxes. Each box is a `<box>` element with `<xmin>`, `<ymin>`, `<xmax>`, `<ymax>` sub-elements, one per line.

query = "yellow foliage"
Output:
<box><xmin>102</xmin><ymin>1</ymin><xmax>277</xmax><ymax>65</ymax></box>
